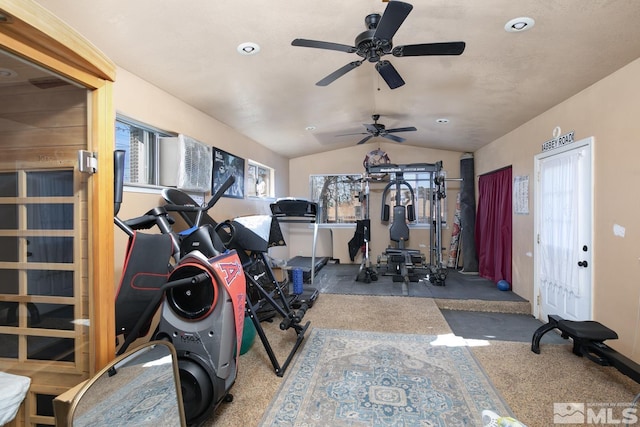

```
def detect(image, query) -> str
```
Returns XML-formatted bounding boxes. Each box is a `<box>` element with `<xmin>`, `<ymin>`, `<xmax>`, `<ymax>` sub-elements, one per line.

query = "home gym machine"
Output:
<box><xmin>367</xmin><ymin>162</ymin><xmax>448</xmax><ymax>294</ymax></box>
<box><xmin>531</xmin><ymin>315</ymin><xmax>640</xmax><ymax>384</ymax></box>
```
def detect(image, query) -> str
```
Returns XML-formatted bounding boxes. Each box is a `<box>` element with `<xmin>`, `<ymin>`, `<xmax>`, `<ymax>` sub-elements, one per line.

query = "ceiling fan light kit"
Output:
<box><xmin>291</xmin><ymin>1</ymin><xmax>465</xmax><ymax>89</ymax></box>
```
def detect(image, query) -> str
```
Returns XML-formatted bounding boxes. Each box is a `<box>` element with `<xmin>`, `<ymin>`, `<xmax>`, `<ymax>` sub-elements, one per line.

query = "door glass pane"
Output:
<box><xmin>31</xmin><ymin>303</ymin><xmax>74</xmax><ymax>330</ymax></box>
<box><xmin>0</xmin><ymin>172</ymin><xmax>18</xmax><ymax>196</ymax></box>
<box><xmin>0</xmin><ymin>237</ymin><xmax>19</xmax><ymax>261</ymax></box>
<box><xmin>27</xmin><ymin>204</ymin><xmax>74</xmax><ymax>229</ymax></box>
<box><xmin>0</xmin><ymin>269</ymin><xmax>19</xmax><ymax>294</ymax></box>
<box><xmin>27</xmin><ymin>270</ymin><xmax>74</xmax><ymax>296</ymax></box>
<box><xmin>0</xmin><ymin>334</ymin><xmax>18</xmax><ymax>358</ymax></box>
<box><xmin>26</xmin><ymin>171</ymin><xmax>74</xmax><ymax>196</ymax></box>
<box><xmin>0</xmin><ymin>204</ymin><xmax>18</xmax><ymax>228</ymax></box>
<box><xmin>26</xmin><ymin>237</ymin><xmax>74</xmax><ymax>263</ymax></box>
<box><xmin>28</xmin><ymin>336</ymin><xmax>74</xmax><ymax>362</ymax></box>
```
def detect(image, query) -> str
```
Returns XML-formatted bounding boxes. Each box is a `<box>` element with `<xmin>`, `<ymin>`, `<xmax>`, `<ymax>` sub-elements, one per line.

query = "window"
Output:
<box><xmin>309</xmin><ymin>171</ymin><xmax>448</xmax><ymax>227</ymax></box>
<box><xmin>246</xmin><ymin>160</ymin><xmax>275</xmax><ymax>198</ymax></box>
<box><xmin>387</xmin><ymin>171</ymin><xmax>448</xmax><ymax>227</ymax></box>
<box><xmin>310</xmin><ymin>174</ymin><xmax>363</xmax><ymax>224</ymax></box>
<box><xmin>115</xmin><ymin>116</ymin><xmax>171</xmax><ymax>186</ymax></box>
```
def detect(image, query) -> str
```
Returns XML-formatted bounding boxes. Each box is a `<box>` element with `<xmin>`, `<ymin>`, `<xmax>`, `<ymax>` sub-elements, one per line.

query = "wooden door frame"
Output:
<box><xmin>1</xmin><ymin>0</ymin><xmax>116</xmax><ymax>371</ymax></box>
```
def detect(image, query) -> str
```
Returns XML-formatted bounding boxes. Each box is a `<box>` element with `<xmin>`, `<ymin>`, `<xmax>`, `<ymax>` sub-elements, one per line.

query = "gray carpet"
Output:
<box><xmin>313</xmin><ymin>263</ymin><xmax>526</xmax><ymax>302</ymax></box>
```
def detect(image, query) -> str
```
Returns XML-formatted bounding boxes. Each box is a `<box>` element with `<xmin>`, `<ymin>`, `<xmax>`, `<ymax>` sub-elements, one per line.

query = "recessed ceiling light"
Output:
<box><xmin>435</xmin><ymin>118</ymin><xmax>450</xmax><ymax>124</ymax></box>
<box><xmin>0</xmin><ymin>68</ymin><xmax>17</xmax><ymax>78</ymax></box>
<box><xmin>305</xmin><ymin>126</ymin><xmax>316</xmax><ymax>131</ymax></box>
<box><xmin>237</xmin><ymin>42</ymin><xmax>260</xmax><ymax>55</ymax></box>
<box><xmin>505</xmin><ymin>17</ymin><xmax>535</xmax><ymax>33</ymax></box>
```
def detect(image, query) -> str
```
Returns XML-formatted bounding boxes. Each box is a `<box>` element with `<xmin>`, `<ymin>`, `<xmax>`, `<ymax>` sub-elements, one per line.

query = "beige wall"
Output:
<box><xmin>113</xmin><ymin>68</ymin><xmax>290</xmax><ymax>281</ymax></box>
<box><xmin>475</xmin><ymin>57</ymin><xmax>640</xmax><ymax>362</ymax></box>
<box><xmin>289</xmin><ymin>142</ymin><xmax>464</xmax><ymax>265</ymax></box>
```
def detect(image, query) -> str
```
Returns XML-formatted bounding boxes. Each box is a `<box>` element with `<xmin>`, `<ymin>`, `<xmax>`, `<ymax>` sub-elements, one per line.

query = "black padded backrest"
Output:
<box><xmin>389</xmin><ymin>206</ymin><xmax>409</xmax><ymax>242</ymax></box>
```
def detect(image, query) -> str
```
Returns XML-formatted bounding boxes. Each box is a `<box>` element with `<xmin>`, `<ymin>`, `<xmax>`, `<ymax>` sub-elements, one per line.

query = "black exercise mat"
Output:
<box><xmin>440</xmin><ymin>309</ymin><xmax>567</xmax><ymax>344</ymax></box>
<box><xmin>314</xmin><ymin>263</ymin><xmax>526</xmax><ymax>302</ymax></box>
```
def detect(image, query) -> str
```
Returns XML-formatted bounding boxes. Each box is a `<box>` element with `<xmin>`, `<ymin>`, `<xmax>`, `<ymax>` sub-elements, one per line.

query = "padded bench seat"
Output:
<box><xmin>555</xmin><ymin>319</ymin><xmax>618</xmax><ymax>342</ymax></box>
<box><xmin>531</xmin><ymin>314</ymin><xmax>640</xmax><ymax>385</ymax></box>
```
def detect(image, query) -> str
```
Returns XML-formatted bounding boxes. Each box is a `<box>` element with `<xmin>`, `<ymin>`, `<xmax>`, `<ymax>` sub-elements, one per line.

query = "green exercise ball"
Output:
<box><xmin>240</xmin><ymin>316</ymin><xmax>256</xmax><ymax>355</ymax></box>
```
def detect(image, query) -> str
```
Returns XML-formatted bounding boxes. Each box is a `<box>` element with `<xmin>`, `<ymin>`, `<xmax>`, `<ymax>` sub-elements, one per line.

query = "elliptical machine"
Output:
<box><xmin>113</xmin><ymin>151</ymin><xmax>246</xmax><ymax>426</ymax></box>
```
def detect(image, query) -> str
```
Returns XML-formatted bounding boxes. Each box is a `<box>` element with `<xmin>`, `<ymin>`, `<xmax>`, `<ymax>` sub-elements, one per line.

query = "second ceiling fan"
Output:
<box><xmin>291</xmin><ymin>1</ymin><xmax>465</xmax><ymax>89</ymax></box>
<box><xmin>337</xmin><ymin>114</ymin><xmax>417</xmax><ymax>145</ymax></box>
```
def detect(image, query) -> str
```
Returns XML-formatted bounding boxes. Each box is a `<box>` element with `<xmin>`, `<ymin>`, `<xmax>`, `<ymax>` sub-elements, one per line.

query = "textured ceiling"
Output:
<box><xmin>21</xmin><ymin>1</ymin><xmax>640</xmax><ymax>158</ymax></box>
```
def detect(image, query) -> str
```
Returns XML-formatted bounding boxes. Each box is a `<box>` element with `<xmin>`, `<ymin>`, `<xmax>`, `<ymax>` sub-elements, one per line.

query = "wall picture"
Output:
<box><xmin>212</xmin><ymin>148</ymin><xmax>244</xmax><ymax>198</ymax></box>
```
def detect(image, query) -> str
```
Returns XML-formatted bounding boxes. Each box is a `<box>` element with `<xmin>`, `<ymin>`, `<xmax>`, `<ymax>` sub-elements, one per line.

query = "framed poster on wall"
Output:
<box><xmin>212</xmin><ymin>148</ymin><xmax>245</xmax><ymax>198</ymax></box>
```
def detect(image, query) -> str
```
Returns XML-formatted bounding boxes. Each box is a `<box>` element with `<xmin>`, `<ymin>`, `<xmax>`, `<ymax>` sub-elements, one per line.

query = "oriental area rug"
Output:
<box><xmin>259</xmin><ymin>328</ymin><xmax>512</xmax><ymax>426</ymax></box>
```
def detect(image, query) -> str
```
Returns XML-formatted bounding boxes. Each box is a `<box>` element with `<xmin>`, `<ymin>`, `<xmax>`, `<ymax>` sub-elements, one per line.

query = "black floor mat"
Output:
<box><xmin>440</xmin><ymin>309</ymin><xmax>567</xmax><ymax>344</ymax></box>
<box><xmin>314</xmin><ymin>263</ymin><xmax>526</xmax><ymax>302</ymax></box>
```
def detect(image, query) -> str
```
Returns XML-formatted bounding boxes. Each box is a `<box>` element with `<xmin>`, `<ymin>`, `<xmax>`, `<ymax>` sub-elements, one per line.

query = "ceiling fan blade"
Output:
<box><xmin>383</xmin><ymin>133</ymin><xmax>405</xmax><ymax>143</ymax></box>
<box><xmin>393</xmin><ymin>41</ymin><xmax>466</xmax><ymax>57</ymax></box>
<box><xmin>291</xmin><ymin>38</ymin><xmax>357</xmax><ymax>53</ymax></box>
<box><xmin>375</xmin><ymin>60</ymin><xmax>405</xmax><ymax>89</ymax></box>
<box><xmin>316</xmin><ymin>60</ymin><xmax>363</xmax><ymax>86</ymax></box>
<box><xmin>373</xmin><ymin>1</ymin><xmax>413</xmax><ymax>45</ymax></box>
<box><xmin>357</xmin><ymin>135</ymin><xmax>374</xmax><ymax>145</ymax></box>
<box><xmin>386</xmin><ymin>126</ymin><xmax>417</xmax><ymax>133</ymax></box>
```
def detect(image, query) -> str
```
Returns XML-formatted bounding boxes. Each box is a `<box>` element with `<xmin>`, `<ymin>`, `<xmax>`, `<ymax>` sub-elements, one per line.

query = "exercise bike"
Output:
<box><xmin>113</xmin><ymin>151</ymin><xmax>246</xmax><ymax>426</ymax></box>
<box><xmin>161</xmin><ymin>187</ymin><xmax>311</xmax><ymax>377</ymax></box>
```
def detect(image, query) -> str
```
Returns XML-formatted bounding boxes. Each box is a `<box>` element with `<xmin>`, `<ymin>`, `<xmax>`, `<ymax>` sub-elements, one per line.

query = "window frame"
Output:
<box><xmin>115</xmin><ymin>115</ymin><xmax>173</xmax><ymax>188</ymax></box>
<box><xmin>309</xmin><ymin>171</ymin><xmax>448</xmax><ymax>228</ymax></box>
<box><xmin>389</xmin><ymin>170</ymin><xmax>448</xmax><ymax>228</ymax></box>
<box><xmin>246</xmin><ymin>159</ymin><xmax>275</xmax><ymax>199</ymax></box>
<box><xmin>309</xmin><ymin>173</ymin><xmax>364</xmax><ymax>225</ymax></box>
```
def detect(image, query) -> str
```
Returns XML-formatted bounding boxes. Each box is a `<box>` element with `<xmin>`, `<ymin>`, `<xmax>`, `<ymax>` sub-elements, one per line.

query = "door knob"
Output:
<box><xmin>578</xmin><ymin>260</ymin><xmax>588</xmax><ymax>267</ymax></box>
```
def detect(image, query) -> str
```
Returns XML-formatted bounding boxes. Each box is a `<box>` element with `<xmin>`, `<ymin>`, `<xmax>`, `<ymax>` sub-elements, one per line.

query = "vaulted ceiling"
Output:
<box><xmin>25</xmin><ymin>0</ymin><xmax>640</xmax><ymax>158</ymax></box>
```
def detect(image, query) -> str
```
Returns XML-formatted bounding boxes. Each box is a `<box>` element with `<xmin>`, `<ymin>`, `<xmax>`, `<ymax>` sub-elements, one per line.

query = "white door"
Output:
<box><xmin>534</xmin><ymin>137</ymin><xmax>593</xmax><ymax>321</ymax></box>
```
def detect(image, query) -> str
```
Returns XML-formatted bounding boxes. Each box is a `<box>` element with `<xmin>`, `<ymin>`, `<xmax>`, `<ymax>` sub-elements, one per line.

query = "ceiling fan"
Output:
<box><xmin>291</xmin><ymin>1</ymin><xmax>465</xmax><ymax>89</ymax></box>
<box><xmin>337</xmin><ymin>114</ymin><xmax>417</xmax><ymax>145</ymax></box>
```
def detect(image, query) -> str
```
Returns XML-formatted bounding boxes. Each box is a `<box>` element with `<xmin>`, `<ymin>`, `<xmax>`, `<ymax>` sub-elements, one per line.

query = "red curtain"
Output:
<box><xmin>475</xmin><ymin>167</ymin><xmax>512</xmax><ymax>286</ymax></box>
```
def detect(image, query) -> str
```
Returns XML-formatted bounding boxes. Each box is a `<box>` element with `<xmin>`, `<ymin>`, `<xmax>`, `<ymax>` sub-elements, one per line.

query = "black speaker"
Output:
<box><xmin>155</xmin><ymin>251</ymin><xmax>243</xmax><ymax>425</ymax></box>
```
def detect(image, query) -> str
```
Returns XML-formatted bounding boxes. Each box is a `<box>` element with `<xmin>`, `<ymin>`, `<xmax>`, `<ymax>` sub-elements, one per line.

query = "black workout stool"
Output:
<box><xmin>532</xmin><ymin>314</ymin><xmax>640</xmax><ymax>384</ymax></box>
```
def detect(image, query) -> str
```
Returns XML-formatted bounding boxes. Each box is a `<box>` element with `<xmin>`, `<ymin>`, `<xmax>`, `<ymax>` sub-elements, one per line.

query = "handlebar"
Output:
<box><xmin>115</xmin><ymin>175</ymin><xmax>236</xmax><ymax>239</ymax></box>
<box><xmin>163</xmin><ymin>175</ymin><xmax>236</xmax><ymax>228</ymax></box>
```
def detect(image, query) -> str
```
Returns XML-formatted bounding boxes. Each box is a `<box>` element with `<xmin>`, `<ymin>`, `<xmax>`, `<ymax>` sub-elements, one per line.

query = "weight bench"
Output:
<box><xmin>531</xmin><ymin>314</ymin><xmax>640</xmax><ymax>384</ymax></box>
